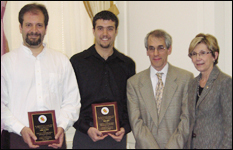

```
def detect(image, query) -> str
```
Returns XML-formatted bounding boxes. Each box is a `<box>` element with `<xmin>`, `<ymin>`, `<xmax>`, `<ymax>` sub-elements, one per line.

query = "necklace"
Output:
<box><xmin>197</xmin><ymin>78</ymin><xmax>205</xmax><ymax>97</ymax></box>
<box><xmin>197</xmin><ymin>85</ymin><xmax>200</xmax><ymax>97</ymax></box>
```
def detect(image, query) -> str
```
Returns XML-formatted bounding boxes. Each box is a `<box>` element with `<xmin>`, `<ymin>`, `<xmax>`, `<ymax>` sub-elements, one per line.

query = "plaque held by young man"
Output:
<box><xmin>92</xmin><ymin>102</ymin><xmax>120</xmax><ymax>135</ymax></box>
<box><xmin>28</xmin><ymin>110</ymin><xmax>58</xmax><ymax>145</ymax></box>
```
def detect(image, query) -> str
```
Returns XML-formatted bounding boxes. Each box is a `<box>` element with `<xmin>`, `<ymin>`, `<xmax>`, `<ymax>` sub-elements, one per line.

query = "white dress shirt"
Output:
<box><xmin>150</xmin><ymin>63</ymin><xmax>169</xmax><ymax>97</ymax></box>
<box><xmin>1</xmin><ymin>44</ymin><xmax>81</xmax><ymax>136</ymax></box>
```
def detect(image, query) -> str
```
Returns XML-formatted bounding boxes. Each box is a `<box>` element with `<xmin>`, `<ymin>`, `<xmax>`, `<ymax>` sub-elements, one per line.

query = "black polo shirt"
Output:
<box><xmin>70</xmin><ymin>44</ymin><xmax>135</xmax><ymax>134</ymax></box>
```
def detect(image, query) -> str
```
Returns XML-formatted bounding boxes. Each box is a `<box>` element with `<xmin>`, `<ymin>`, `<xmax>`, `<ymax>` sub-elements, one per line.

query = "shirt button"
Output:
<box><xmin>192</xmin><ymin>133</ymin><xmax>196</xmax><ymax>138</ymax></box>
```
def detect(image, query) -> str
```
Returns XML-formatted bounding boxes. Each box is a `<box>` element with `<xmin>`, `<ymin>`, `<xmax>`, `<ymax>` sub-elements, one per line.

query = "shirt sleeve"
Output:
<box><xmin>122</xmin><ymin>60</ymin><xmax>136</xmax><ymax>134</ymax></box>
<box><xmin>69</xmin><ymin>56</ymin><xmax>91</xmax><ymax>134</ymax></box>
<box><xmin>1</xmin><ymin>57</ymin><xmax>25</xmax><ymax>135</ymax></box>
<box><xmin>72</xmin><ymin>116</ymin><xmax>91</xmax><ymax>134</ymax></box>
<box><xmin>56</xmin><ymin>59</ymin><xmax>81</xmax><ymax>131</ymax></box>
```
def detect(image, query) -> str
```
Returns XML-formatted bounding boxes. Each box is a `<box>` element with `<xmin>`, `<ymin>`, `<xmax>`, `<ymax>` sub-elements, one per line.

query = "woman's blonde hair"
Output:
<box><xmin>188</xmin><ymin>33</ymin><xmax>219</xmax><ymax>65</ymax></box>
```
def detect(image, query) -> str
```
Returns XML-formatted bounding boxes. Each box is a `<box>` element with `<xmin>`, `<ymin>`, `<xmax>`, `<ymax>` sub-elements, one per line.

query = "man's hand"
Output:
<box><xmin>48</xmin><ymin>127</ymin><xmax>64</xmax><ymax>149</ymax></box>
<box><xmin>87</xmin><ymin>127</ymin><xmax>108</xmax><ymax>142</ymax></box>
<box><xmin>20</xmin><ymin>126</ymin><xmax>39</xmax><ymax>148</ymax></box>
<box><xmin>108</xmin><ymin>127</ymin><xmax>125</xmax><ymax>142</ymax></box>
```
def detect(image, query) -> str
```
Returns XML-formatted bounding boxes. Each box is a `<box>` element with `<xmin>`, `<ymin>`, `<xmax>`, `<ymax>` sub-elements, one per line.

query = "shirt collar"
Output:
<box><xmin>21</xmin><ymin>43</ymin><xmax>47</xmax><ymax>57</ymax></box>
<box><xmin>150</xmin><ymin>63</ymin><xmax>169</xmax><ymax>77</ymax></box>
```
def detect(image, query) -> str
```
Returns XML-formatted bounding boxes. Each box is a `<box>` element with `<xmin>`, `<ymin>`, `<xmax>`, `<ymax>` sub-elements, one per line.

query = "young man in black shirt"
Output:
<box><xmin>70</xmin><ymin>10</ymin><xmax>135</xmax><ymax>149</ymax></box>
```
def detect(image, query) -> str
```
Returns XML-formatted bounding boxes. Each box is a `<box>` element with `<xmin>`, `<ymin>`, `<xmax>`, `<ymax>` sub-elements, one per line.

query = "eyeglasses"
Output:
<box><xmin>188</xmin><ymin>51</ymin><xmax>212</xmax><ymax>58</ymax></box>
<box><xmin>148</xmin><ymin>45</ymin><xmax>166</xmax><ymax>53</ymax></box>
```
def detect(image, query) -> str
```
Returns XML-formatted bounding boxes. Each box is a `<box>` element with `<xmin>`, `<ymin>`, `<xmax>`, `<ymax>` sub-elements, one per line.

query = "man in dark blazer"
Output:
<box><xmin>127</xmin><ymin>29</ymin><xmax>194</xmax><ymax>149</ymax></box>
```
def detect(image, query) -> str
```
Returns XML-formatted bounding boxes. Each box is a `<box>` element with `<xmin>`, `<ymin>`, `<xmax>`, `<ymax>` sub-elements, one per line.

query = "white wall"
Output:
<box><xmin>115</xmin><ymin>1</ymin><xmax>232</xmax><ymax>76</ymax></box>
<box><xmin>114</xmin><ymin>1</ymin><xmax>232</xmax><ymax>149</ymax></box>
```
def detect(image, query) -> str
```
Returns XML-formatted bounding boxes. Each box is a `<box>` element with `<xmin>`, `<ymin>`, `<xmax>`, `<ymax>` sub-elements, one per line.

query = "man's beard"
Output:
<box><xmin>100</xmin><ymin>43</ymin><xmax>110</xmax><ymax>48</ymax></box>
<box><xmin>25</xmin><ymin>32</ymin><xmax>42</xmax><ymax>46</ymax></box>
<box><xmin>99</xmin><ymin>36</ymin><xmax>111</xmax><ymax>48</ymax></box>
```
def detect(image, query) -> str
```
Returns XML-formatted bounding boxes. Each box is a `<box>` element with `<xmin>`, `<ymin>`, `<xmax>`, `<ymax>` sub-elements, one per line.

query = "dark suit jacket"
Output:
<box><xmin>127</xmin><ymin>63</ymin><xmax>194</xmax><ymax>149</ymax></box>
<box><xmin>187</xmin><ymin>65</ymin><xmax>232</xmax><ymax>149</ymax></box>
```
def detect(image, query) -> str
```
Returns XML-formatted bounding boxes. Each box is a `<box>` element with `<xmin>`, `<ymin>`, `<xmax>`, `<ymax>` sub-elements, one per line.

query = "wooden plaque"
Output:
<box><xmin>92</xmin><ymin>102</ymin><xmax>120</xmax><ymax>135</ymax></box>
<box><xmin>28</xmin><ymin>110</ymin><xmax>58</xmax><ymax>145</ymax></box>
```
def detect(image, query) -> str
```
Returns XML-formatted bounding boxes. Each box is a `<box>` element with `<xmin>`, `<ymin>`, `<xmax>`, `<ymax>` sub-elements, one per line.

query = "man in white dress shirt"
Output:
<box><xmin>1</xmin><ymin>3</ymin><xmax>81</xmax><ymax>149</ymax></box>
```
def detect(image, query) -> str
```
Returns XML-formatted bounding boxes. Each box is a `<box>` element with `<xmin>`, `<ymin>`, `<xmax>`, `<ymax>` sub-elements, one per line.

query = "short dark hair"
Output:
<box><xmin>93</xmin><ymin>10</ymin><xmax>118</xmax><ymax>29</ymax></box>
<box><xmin>18</xmin><ymin>3</ymin><xmax>49</xmax><ymax>28</ymax></box>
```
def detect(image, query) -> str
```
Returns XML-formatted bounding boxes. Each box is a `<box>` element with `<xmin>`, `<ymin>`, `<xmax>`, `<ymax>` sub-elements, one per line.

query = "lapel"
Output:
<box><xmin>139</xmin><ymin>68</ymin><xmax>159</xmax><ymax>127</ymax></box>
<box><xmin>196</xmin><ymin>66</ymin><xmax>220</xmax><ymax>108</ymax></box>
<box><xmin>159</xmin><ymin>64</ymin><xmax>178</xmax><ymax>124</ymax></box>
<box><xmin>190</xmin><ymin>77</ymin><xmax>199</xmax><ymax>118</ymax></box>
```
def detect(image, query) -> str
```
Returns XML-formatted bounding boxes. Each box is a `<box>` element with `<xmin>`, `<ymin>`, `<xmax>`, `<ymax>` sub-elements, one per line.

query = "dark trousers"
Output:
<box><xmin>72</xmin><ymin>129</ymin><xmax>127</xmax><ymax>149</ymax></box>
<box><xmin>1</xmin><ymin>130</ymin><xmax>10</xmax><ymax>149</ymax></box>
<box><xmin>1</xmin><ymin>130</ymin><xmax>66</xmax><ymax>149</ymax></box>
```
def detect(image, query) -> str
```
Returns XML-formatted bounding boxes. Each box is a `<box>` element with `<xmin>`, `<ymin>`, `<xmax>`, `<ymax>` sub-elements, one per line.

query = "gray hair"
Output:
<box><xmin>144</xmin><ymin>29</ymin><xmax>172</xmax><ymax>49</ymax></box>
